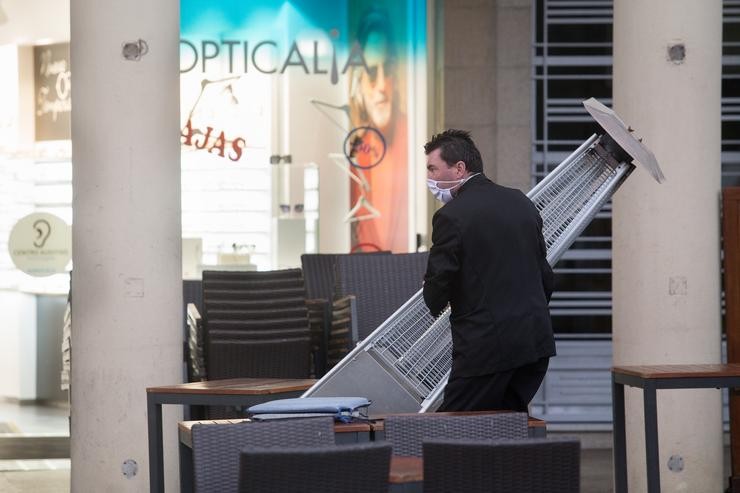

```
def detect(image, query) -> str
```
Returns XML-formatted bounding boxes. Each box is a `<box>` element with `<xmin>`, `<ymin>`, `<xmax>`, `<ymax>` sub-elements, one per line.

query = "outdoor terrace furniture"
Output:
<box><xmin>301</xmin><ymin>253</ymin><xmax>343</xmax><ymax>302</ymax></box>
<box><xmin>422</xmin><ymin>438</ymin><xmax>581</xmax><ymax>493</ymax></box>
<box><xmin>191</xmin><ymin>416</ymin><xmax>335</xmax><ymax>493</ymax></box>
<box><xmin>305</xmin><ymin>297</ymin><xmax>330</xmax><ymax>377</ymax></box>
<box><xmin>186</xmin><ymin>269</ymin><xmax>312</xmax><ymax>382</ymax></box>
<box><xmin>326</xmin><ymin>295</ymin><xmax>356</xmax><ymax>367</ymax></box>
<box><xmin>611</xmin><ymin>364</ymin><xmax>740</xmax><ymax>493</ymax></box>
<box><xmin>334</xmin><ymin>252</ymin><xmax>428</xmax><ymax>341</ymax></box>
<box><xmin>238</xmin><ymin>442</ymin><xmax>392</xmax><ymax>493</ymax></box>
<box><xmin>300</xmin><ymin>251</ymin><xmax>391</xmax><ymax>302</ymax></box>
<box><xmin>186</xmin><ymin>302</ymin><xmax>206</xmax><ymax>381</ymax></box>
<box><xmin>383</xmin><ymin>412</ymin><xmax>529</xmax><ymax>457</ymax></box>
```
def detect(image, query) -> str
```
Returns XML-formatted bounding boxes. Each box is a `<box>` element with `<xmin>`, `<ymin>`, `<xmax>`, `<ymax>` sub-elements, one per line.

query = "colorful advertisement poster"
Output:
<box><xmin>181</xmin><ymin>0</ymin><xmax>426</xmax><ymax>258</ymax></box>
<box><xmin>34</xmin><ymin>43</ymin><xmax>71</xmax><ymax>141</ymax></box>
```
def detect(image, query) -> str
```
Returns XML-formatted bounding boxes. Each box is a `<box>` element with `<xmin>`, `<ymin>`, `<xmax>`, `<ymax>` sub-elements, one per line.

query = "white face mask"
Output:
<box><xmin>426</xmin><ymin>173</ymin><xmax>480</xmax><ymax>204</ymax></box>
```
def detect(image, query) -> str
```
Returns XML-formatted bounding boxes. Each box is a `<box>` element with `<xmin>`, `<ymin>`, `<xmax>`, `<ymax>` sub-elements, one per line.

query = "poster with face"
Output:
<box><xmin>346</xmin><ymin>5</ymin><xmax>410</xmax><ymax>252</ymax></box>
<box><xmin>180</xmin><ymin>1</ymin><xmax>426</xmax><ymax>261</ymax></box>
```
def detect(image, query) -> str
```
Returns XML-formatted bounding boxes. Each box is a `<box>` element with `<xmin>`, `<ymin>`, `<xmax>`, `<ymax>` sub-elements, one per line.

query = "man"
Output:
<box><xmin>423</xmin><ymin>129</ymin><xmax>555</xmax><ymax>412</ymax></box>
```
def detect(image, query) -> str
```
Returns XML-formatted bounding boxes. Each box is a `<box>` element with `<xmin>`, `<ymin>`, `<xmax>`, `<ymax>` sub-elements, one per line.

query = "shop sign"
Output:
<box><xmin>34</xmin><ymin>42</ymin><xmax>71</xmax><ymax>141</ymax></box>
<box><xmin>9</xmin><ymin>213</ymin><xmax>72</xmax><ymax>277</ymax></box>
<box><xmin>181</xmin><ymin>118</ymin><xmax>246</xmax><ymax>161</ymax></box>
<box><xmin>179</xmin><ymin>37</ymin><xmax>368</xmax><ymax>83</ymax></box>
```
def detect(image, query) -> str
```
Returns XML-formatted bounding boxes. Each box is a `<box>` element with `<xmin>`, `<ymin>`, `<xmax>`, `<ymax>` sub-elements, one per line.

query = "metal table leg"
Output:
<box><xmin>643</xmin><ymin>382</ymin><xmax>660</xmax><ymax>493</ymax></box>
<box><xmin>147</xmin><ymin>393</ymin><xmax>164</xmax><ymax>493</ymax></box>
<box><xmin>612</xmin><ymin>375</ymin><xmax>627</xmax><ymax>493</ymax></box>
<box><xmin>179</xmin><ymin>439</ymin><xmax>194</xmax><ymax>493</ymax></box>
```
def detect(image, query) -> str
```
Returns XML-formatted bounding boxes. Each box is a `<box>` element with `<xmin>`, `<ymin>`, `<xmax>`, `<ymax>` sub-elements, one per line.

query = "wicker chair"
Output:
<box><xmin>327</xmin><ymin>295</ymin><xmax>356</xmax><ymax>367</ymax></box>
<box><xmin>305</xmin><ymin>298</ymin><xmax>330</xmax><ymax>377</ymax></box>
<box><xmin>300</xmin><ymin>252</ymin><xmax>392</xmax><ymax>301</ymax></box>
<box><xmin>191</xmin><ymin>417</ymin><xmax>335</xmax><ymax>493</ymax></box>
<box><xmin>335</xmin><ymin>252</ymin><xmax>428</xmax><ymax>341</ymax></box>
<box><xmin>383</xmin><ymin>412</ymin><xmax>529</xmax><ymax>457</ymax></box>
<box><xmin>186</xmin><ymin>302</ymin><xmax>206</xmax><ymax>381</ymax></box>
<box><xmin>301</xmin><ymin>253</ymin><xmax>341</xmax><ymax>301</ymax></box>
<box><xmin>199</xmin><ymin>269</ymin><xmax>312</xmax><ymax>381</ymax></box>
<box><xmin>238</xmin><ymin>442</ymin><xmax>392</xmax><ymax>493</ymax></box>
<box><xmin>422</xmin><ymin>438</ymin><xmax>581</xmax><ymax>493</ymax></box>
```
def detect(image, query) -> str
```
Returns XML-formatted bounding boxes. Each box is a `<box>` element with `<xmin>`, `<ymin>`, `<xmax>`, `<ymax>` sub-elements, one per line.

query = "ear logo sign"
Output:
<box><xmin>8</xmin><ymin>213</ymin><xmax>71</xmax><ymax>277</ymax></box>
<box><xmin>33</xmin><ymin>219</ymin><xmax>51</xmax><ymax>248</ymax></box>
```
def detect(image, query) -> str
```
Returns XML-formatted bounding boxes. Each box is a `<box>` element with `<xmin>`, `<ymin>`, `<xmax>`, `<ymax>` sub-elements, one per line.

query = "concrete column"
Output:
<box><xmin>493</xmin><ymin>0</ymin><xmax>532</xmax><ymax>192</ymax></box>
<box><xmin>70</xmin><ymin>0</ymin><xmax>182</xmax><ymax>491</ymax></box>
<box><xmin>612</xmin><ymin>1</ymin><xmax>723</xmax><ymax>491</ymax></box>
<box><xmin>442</xmin><ymin>0</ymin><xmax>532</xmax><ymax>190</ymax></box>
<box><xmin>443</xmin><ymin>0</ymin><xmax>497</xmax><ymax>177</ymax></box>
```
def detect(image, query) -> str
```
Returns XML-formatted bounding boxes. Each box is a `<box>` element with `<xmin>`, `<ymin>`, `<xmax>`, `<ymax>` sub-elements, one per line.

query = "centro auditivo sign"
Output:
<box><xmin>9</xmin><ymin>213</ymin><xmax>71</xmax><ymax>277</ymax></box>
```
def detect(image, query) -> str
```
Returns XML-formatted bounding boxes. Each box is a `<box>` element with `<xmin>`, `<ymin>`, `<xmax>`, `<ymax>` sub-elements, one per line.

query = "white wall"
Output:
<box><xmin>0</xmin><ymin>0</ymin><xmax>70</xmax><ymax>45</ymax></box>
<box><xmin>0</xmin><ymin>290</ymin><xmax>37</xmax><ymax>400</ymax></box>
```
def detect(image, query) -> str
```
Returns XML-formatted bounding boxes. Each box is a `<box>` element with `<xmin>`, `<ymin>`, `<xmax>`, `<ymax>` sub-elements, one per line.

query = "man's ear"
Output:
<box><xmin>456</xmin><ymin>161</ymin><xmax>467</xmax><ymax>176</ymax></box>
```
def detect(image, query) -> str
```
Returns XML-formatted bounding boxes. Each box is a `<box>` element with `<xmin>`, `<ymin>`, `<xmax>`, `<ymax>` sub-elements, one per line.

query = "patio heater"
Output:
<box><xmin>302</xmin><ymin>98</ymin><xmax>665</xmax><ymax>414</ymax></box>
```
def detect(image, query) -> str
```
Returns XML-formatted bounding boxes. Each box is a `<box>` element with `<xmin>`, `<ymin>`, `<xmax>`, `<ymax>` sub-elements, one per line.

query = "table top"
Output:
<box><xmin>612</xmin><ymin>364</ymin><xmax>740</xmax><ymax>379</ymax></box>
<box><xmin>389</xmin><ymin>456</ymin><xmax>423</xmax><ymax>484</ymax></box>
<box><xmin>146</xmin><ymin>378</ymin><xmax>316</xmax><ymax>395</ymax></box>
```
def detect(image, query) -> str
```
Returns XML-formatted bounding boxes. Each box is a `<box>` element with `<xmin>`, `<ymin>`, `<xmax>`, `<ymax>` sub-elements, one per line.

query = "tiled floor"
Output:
<box><xmin>4</xmin><ymin>452</ymin><xmax>612</xmax><ymax>493</ymax></box>
<box><xmin>0</xmin><ymin>401</ymin><xmax>70</xmax><ymax>477</ymax></box>
<box><xmin>0</xmin><ymin>469</ymin><xmax>70</xmax><ymax>493</ymax></box>
<box><xmin>0</xmin><ymin>401</ymin><xmax>69</xmax><ymax>435</ymax></box>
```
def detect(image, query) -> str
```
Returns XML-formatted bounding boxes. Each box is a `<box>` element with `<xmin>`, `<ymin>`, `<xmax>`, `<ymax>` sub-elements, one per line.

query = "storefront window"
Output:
<box><xmin>180</xmin><ymin>0</ymin><xmax>428</xmax><ymax>271</ymax></box>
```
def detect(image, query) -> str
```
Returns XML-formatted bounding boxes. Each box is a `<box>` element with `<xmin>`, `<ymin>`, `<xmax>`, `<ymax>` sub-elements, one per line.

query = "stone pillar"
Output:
<box><xmin>443</xmin><ymin>0</ymin><xmax>497</xmax><ymax>178</ymax></box>
<box><xmin>612</xmin><ymin>1</ymin><xmax>723</xmax><ymax>491</ymax></box>
<box><xmin>70</xmin><ymin>0</ymin><xmax>182</xmax><ymax>491</ymax></box>
<box><xmin>442</xmin><ymin>0</ymin><xmax>532</xmax><ymax>191</ymax></box>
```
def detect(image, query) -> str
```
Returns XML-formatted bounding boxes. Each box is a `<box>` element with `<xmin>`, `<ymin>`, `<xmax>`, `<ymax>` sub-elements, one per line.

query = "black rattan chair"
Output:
<box><xmin>301</xmin><ymin>253</ymin><xmax>340</xmax><ymax>301</ymax></box>
<box><xmin>186</xmin><ymin>302</ymin><xmax>206</xmax><ymax>381</ymax></box>
<box><xmin>383</xmin><ymin>412</ymin><xmax>529</xmax><ymax>457</ymax></box>
<box><xmin>300</xmin><ymin>252</ymin><xmax>392</xmax><ymax>301</ymax></box>
<box><xmin>335</xmin><ymin>253</ymin><xmax>428</xmax><ymax>341</ymax></box>
<box><xmin>423</xmin><ymin>438</ymin><xmax>580</xmax><ymax>493</ymax></box>
<box><xmin>200</xmin><ymin>269</ymin><xmax>312</xmax><ymax>381</ymax></box>
<box><xmin>327</xmin><ymin>295</ymin><xmax>355</xmax><ymax>367</ymax></box>
<box><xmin>305</xmin><ymin>298</ymin><xmax>330</xmax><ymax>377</ymax></box>
<box><xmin>191</xmin><ymin>417</ymin><xmax>335</xmax><ymax>493</ymax></box>
<box><xmin>238</xmin><ymin>442</ymin><xmax>392</xmax><ymax>493</ymax></box>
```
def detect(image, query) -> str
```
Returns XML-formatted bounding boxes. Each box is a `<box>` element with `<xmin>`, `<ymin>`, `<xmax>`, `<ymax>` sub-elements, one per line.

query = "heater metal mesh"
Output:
<box><xmin>305</xmin><ymin>133</ymin><xmax>637</xmax><ymax>411</ymax></box>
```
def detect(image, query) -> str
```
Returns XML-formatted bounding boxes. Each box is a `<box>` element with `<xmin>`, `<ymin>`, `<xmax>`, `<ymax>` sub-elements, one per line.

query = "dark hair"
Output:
<box><xmin>424</xmin><ymin>129</ymin><xmax>483</xmax><ymax>173</ymax></box>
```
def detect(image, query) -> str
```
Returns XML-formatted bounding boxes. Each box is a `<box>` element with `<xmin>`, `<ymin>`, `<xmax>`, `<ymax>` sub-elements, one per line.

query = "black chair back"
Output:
<box><xmin>335</xmin><ymin>253</ymin><xmax>428</xmax><ymax>341</ymax></box>
<box><xmin>239</xmin><ymin>442</ymin><xmax>392</xmax><ymax>493</ymax></box>
<box><xmin>192</xmin><ymin>417</ymin><xmax>335</xmax><ymax>493</ymax></box>
<box><xmin>423</xmin><ymin>438</ymin><xmax>581</xmax><ymax>493</ymax></box>
<box><xmin>384</xmin><ymin>412</ymin><xmax>529</xmax><ymax>457</ymax></box>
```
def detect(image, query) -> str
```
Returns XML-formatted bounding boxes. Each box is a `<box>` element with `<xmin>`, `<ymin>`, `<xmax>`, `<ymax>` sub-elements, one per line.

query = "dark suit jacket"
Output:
<box><xmin>423</xmin><ymin>174</ymin><xmax>555</xmax><ymax>377</ymax></box>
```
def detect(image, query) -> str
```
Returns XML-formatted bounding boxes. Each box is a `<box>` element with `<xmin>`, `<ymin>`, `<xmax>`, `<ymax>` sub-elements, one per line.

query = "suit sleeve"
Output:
<box><xmin>423</xmin><ymin>211</ymin><xmax>461</xmax><ymax>316</ymax></box>
<box><xmin>537</xmin><ymin>211</ymin><xmax>554</xmax><ymax>303</ymax></box>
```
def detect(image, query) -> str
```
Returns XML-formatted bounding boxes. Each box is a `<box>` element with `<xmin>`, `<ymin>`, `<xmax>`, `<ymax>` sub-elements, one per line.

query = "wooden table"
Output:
<box><xmin>146</xmin><ymin>378</ymin><xmax>315</xmax><ymax>493</ymax></box>
<box><xmin>612</xmin><ymin>364</ymin><xmax>740</xmax><ymax>493</ymax></box>
<box><xmin>389</xmin><ymin>456</ymin><xmax>423</xmax><ymax>492</ymax></box>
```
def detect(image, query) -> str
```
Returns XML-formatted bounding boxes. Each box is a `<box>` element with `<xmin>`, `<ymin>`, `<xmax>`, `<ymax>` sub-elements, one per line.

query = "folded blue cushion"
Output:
<box><xmin>247</xmin><ymin>397</ymin><xmax>371</xmax><ymax>422</ymax></box>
